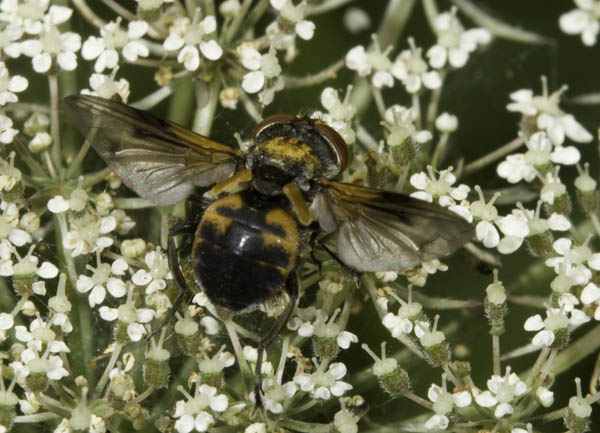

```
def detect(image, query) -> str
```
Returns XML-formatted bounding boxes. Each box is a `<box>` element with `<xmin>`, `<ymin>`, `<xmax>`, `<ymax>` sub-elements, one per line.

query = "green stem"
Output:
<box><xmin>431</xmin><ymin>133</ymin><xmax>449</xmax><ymax>169</ymax></box>
<box><xmin>283</xmin><ymin>59</ymin><xmax>345</xmax><ymax>88</ymax></box>
<box><xmin>65</xmin><ymin>139</ymin><xmax>91</xmax><ymax>179</ymax></box>
<box><xmin>461</xmin><ymin>136</ymin><xmax>525</xmax><ymax>178</ymax></box>
<box><xmin>223</xmin><ymin>0</ymin><xmax>254</xmax><ymax>44</ymax></box>
<box><xmin>113</xmin><ymin>197</ymin><xmax>156</xmax><ymax>209</ymax></box>
<box><xmin>425</xmin><ymin>70</ymin><xmax>446</xmax><ymax>130</ymax></box>
<box><xmin>48</xmin><ymin>73</ymin><xmax>63</xmax><ymax>175</ymax></box>
<box><xmin>452</xmin><ymin>0</ymin><xmax>552</xmax><ymax>45</ymax></box>
<box><xmin>224</xmin><ymin>319</ymin><xmax>252</xmax><ymax>393</ymax></box>
<box><xmin>192</xmin><ymin>79</ymin><xmax>220</xmax><ymax>136</ymax></box>
<box><xmin>13</xmin><ymin>137</ymin><xmax>47</xmax><ymax>177</ymax></box>
<box><xmin>278</xmin><ymin>418</ymin><xmax>330</xmax><ymax>433</ymax></box>
<box><xmin>492</xmin><ymin>334</ymin><xmax>501</xmax><ymax>376</ymax></box>
<box><xmin>422</xmin><ymin>0</ymin><xmax>439</xmax><ymax>30</ymax></box>
<box><xmin>81</xmin><ymin>167</ymin><xmax>111</xmax><ymax>189</ymax></box>
<box><xmin>94</xmin><ymin>342</ymin><xmax>123</xmax><ymax>399</ymax></box>
<box><xmin>71</xmin><ymin>0</ymin><xmax>105</xmax><ymax>27</ymax></box>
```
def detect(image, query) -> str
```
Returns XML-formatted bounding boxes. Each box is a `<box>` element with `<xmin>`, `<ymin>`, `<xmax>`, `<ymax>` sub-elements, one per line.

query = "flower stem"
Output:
<box><xmin>128</xmin><ymin>385</ymin><xmax>156</xmax><ymax>406</ymax></box>
<box><xmin>48</xmin><ymin>73</ymin><xmax>63</xmax><ymax>175</ymax></box>
<box><xmin>452</xmin><ymin>0</ymin><xmax>552</xmax><ymax>44</ymax></box>
<box><xmin>492</xmin><ymin>334</ymin><xmax>501</xmax><ymax>376</ymax></box>
<box><xmin>224</xmin><ymin>319</ymin><xmax>252</xmax><ymax>392</ymax></box>
<box><xmin>425</xmin><ymin>72</ymin><xmax>446</xmax><ymax>130</ymax></box>
<box><xmin>193</xmin><ymin>79</ymin><xmax>220</xmax><ymax>136</ymax></box>
<box><xmin>94</xmin><ymin>342</ymin><xmax>123</xmax><ymax>399</ymax></box>
<box><xmin>461</xmin><ymin>136</ymin><xmax>525</xmax><ymax>177</ymax></box>
<box><xmin>65</xmin><ymin>139</ymin><xmax>91</xmax><ymax>179</ymax></box>
<box><xmin>283</xmin><ymin>59</ymin><xmax>345</xmax><ymax>88</ymax></box>
<box><xmin>71</xmin><ymin>0</ymin><xmax>105</xmax><ymax>27</ymax></box>
<box><xmin>278</xmin><ymin>418</ymin><xmax>330</xmax><ymax>433</ymax></box>
<box><xmin>223</xmin><ymin>0</ymin><xmax>255</xmax><ymax>44</ymax></box>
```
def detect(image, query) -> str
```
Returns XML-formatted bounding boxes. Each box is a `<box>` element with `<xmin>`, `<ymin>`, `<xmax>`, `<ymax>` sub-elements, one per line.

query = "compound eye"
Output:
<box><xmin>315</xmin><ymin>122</ymin><xmax>348</xmax><ymax>174</ymax></box>
<box><xmin>253</xmin><ymin>114</ymin><xmax>295</xmax><ymax>142</ymax></box>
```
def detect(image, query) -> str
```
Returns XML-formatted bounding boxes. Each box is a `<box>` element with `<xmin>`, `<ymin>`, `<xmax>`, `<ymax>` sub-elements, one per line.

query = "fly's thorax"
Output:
<box><xmin>247</xmin><ymin>136</ymin><xmax>321</xmax><ymax>196</ymax></box>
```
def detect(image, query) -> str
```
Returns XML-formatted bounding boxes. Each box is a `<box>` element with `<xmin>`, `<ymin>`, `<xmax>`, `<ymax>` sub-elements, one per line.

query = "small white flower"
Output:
<box><xmin>81</xmin><ymin>72</ymin><xmax>130</xmax><ymax>102</ymax></box>
<box><xmin>410</xmin><ymin>165</ymin><xmax>470</xmax><ymax>205</ymax></box>
<box><xmin>293</xmin><ymin>308</ymin><xmax>358</xmax><ymax>351</ymax></box>
<box><xmin>473</xmin><ymin>367</ymin><xmax>527</xmax><ymax>418</ymax></box>
<box><xmin>293</xmin><ymin>361</ymin><xmax>352</xmax><ymax>400</ymax></box>
<box><xmin>545</xmin><ymin>237</ymin><xmax>600</xmax><ymax>285</ymax></box>
<box><xmin>255</xmin><ymin>376</ymin><xmax>296</xmax><ymax>414</ymax></box>
<box><xmin>99</xmin><ymin>286</ymin><xmax>155</xmax><ymax>342</ymax></box>
<box><xmin>343</xmin><ymin>7</ymin><xmax>371</xmax><ymax>34</ymax></box>
<box><xmin>173</xmin><ymin>382</ymin><xmax>228</xmax><ymax>433</ymax></box>
<box><xmin>21</xmin><ymin>16</ymin><xmax>81</xmax><ymax>73</ymax></box>
<box><xmin>76</xmin><ymin>256</ymin><xmax>127</xmax><ymax>308</ymax></box>
<box><xmin>131</xmin><ymin>248</ymin><xmax>171</xmax><ymax>294</ymax></box>
<box><xmin>560</xmin><ymin>0</ymin><xmax>600</xmax><ymax>46</ymax></box>
<box><xmin>470</xmin><ymin>186</ymin><xmax>501</xmax><ymax>248</ymax></box>
<box><xmin>240</xmin><ymin>46</ymin><xmax>284</xmax><ymax>105</ymax></box>
<box><xmin>164</xmin><ymin>11</ymin><xmax>222</xmax><ymax>71</ymax></box>
<box><xmin>82</xmin><ymin>19</ymin><xmax>149</xmax><ymax>72</ymax></box>
<box><xmin>435</xmin><ymin>112</ymin><xmax>458</xmax><ymax>133</ymax></box>
<box><xmin>47</xmin><ymin>195</ymin><xmax>69</xmax><ymax>213</ymax></box>
<box><xmin>524</xmin><ymin>307</ymin><xmax>572</xmax><ymax>347</ymax></box>
<box><xmin>382</xmin><ymin>294</ymin><xmax>422</xmax><ymax>339</ymax></box>
<box><xmin>345</xmin><ymin>36</ymin><xmax>394</xmax><ymax>89</ymax></box>
<box><xmin>0</xmin><ymin>62</ymin><xmax>27</xmax><ymax>105</ymax></box>
<box><xmin>311</xmin><ymin>86</ymin><xmax>356</xmax><ymax>145</ymax></box>
<box><xmin>507</xmin><ymin>79</ymin><xmax>592</xmax><ymax>146</ymax></box>
<box><xmin>392</xmin><ymin>37</ymin><xmax>441</xmax><ymax>93</ymax></box>
<box><xmin>270</xmin><ymin>0</ymin><xmax>315</xmax><ymax>40</ymax></box>
<box><xmin>63</xmin><ymin>213</ymin><xmax>116</xmax><ymax>257</ymax></box>
<box><xmin>426</xmin><ymin>8</ymin><xmax>491</xmax><ymax>69</ymax></box>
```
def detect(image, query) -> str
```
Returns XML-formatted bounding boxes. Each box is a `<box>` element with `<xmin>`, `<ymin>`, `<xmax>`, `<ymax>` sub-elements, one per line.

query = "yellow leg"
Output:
<box><xmin>283</xmin><ymin>182</ymin><xmax>312</xmax><ymax>226</ymax></box>
<box><xmin>211</xmin><ymin>168</ymin><xmax>252</xmax><ymax>195</ymax></box>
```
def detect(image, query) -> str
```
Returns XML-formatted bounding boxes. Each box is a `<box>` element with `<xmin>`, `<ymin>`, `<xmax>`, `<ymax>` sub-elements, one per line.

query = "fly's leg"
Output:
<box><xmin>254</xmin><ymin>272</ymin><xmax>298</xmax><ymax>407</ymax></box>
<box><xmin>146</xmin><ymin>217</ymin><xmax>200</xmax><ymax>339</ymax></box>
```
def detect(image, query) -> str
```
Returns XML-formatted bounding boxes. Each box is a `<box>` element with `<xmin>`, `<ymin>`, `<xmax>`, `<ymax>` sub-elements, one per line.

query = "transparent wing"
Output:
<box><xmin>64</xmin><ymin>95</ymin><xmax>244</xmax><ymax>205</ymax></box>
<box><xmin>313</xmin><ymin>179</ymin><xmax>474</xmax><ymax>272</ymax></box>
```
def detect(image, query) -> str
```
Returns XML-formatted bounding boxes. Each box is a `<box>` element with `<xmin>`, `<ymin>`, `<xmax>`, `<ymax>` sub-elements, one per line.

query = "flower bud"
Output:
<box><xmin>70</xmin><ymin>395</ymin><xmax>92</xmax><ymax>433</ymax></box>
<box><xmin>108</xmin><ymin>372</ymin><xmax>135</xmax><ymax>410</ymax></box>
<box><xmin>144</xmin><ymin>344</ymin><xmax>170</xmax><ymax>389</ymax></box>
<box><xmin>484</xmin><ymin>270</ymin><xmax>507</xmax><ymax>335</ymax></box>
<box><xmin>137</xmin><ymin>0</ymin><xmax>162</xmax><ymax>21</ymax></box>
<box><xmin>333</xmin><ymin>409</ymin><xmax>359</xmax><ymax>433</ymax></box>
<box><xmin>0</xmin><ymin>387</ymin><xmax>18</xmax><ymax>431</ymax></box>
<box><xmin>417</xmin><ymin>317</ymin><xmax>450</xmax><ymax>366</ymax></box>
<box><xmin>575</xmin><ymin>163</ymin><xmax>599</xmax><ymax>214</ymax></box>
<box><xmin>175</xmin><ymin>315</ymin><xmax>201</xmax><ymax>356</ymax></box>
<box><xmin>26</xmin><ymin>366</ymin><xmax>49</xmax><ymax>393</ymax></box>
<box><xmin>96</xmin><ymin>192</ymin><xmax>113</xmax><ymax>215</ymax></box>
<box><xmin>0</xmin><ymin>152</ymin><xmax>23</xmax><ymax>202</ymax></box>
<box><xmin>564</xmin><ymin>378</ymin><xmax>591</xmax><ymax>433</ymax></box>
<box><xmin>69</xmin><ymin>188</ymin><xmax>88</xmax><ymax>213</ymax></box>
<box><xmin>20</xmin><ymin>211</ymin><xmax>40</xmax><ymax>234</ymax></box>
<box><xmin>363</xmin><ymin>343</ymin><xmax>411</xmax><ymax>396</ymax></box>
<box><xmin>121</xmin><ymin>238</ymin><xmax>146</xmax><ymax>258</ymax></box>
<box><xmin>23</xmin><ymin>112</ymin><xmax>49</xmax><ymax>137</ymax></box>
<box><xmin>28</xmin><ymin>131</ymin><xmax>52</xmax><ymax>153</ymax></box>
<box><xmin>220</xmin><ymin>87</ymin><xmax>239</xmax><ymax>110</ymax></box>
<box><xmin>12</xmin><ymin>256</ymin><xmax>38</xmax><ymax>296</ymax></box>
<box><xmin>198</xmin><ymin>352</ymin><xmax>231</xmax><ymax>388</ymax></box>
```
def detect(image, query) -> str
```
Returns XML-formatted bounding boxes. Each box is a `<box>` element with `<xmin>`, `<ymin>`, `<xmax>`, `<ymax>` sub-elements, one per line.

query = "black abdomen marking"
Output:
<box><xmin>193</xmin><ymin>192</ymin><xmax>299</xmax><ymax>311</ymax></box>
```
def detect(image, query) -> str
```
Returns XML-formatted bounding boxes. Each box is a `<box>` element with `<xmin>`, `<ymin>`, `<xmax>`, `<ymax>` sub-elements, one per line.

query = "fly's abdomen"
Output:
<box><xmin>193</xmin><ymin>193</ymin><xmax>299</xmax><ymax>311</ymax></box>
